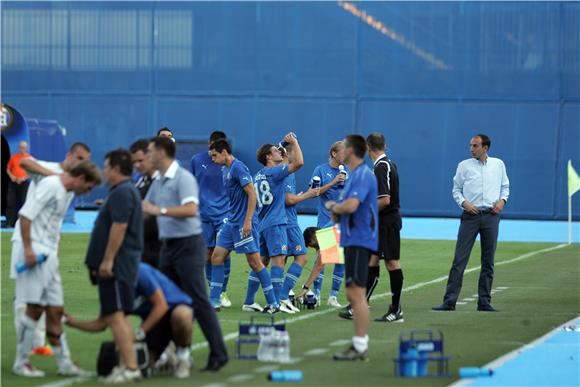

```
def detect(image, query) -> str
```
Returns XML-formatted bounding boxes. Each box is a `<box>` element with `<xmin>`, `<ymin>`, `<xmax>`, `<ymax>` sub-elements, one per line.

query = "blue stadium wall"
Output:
<box><xmin>2</xmin><ymin>1</ymin><xmax>579</xmax><ymax>220</ymax></box>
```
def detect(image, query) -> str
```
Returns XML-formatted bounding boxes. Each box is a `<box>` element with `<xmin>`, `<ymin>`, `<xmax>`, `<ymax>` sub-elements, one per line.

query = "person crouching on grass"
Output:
<box><xmin>65</xmin><ymin>262</ymin><xmax>194</xmax><ymax>379</ymax></box>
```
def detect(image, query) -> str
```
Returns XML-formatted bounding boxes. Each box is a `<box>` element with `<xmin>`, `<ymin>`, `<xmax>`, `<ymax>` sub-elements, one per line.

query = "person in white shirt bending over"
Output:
<box><xmin>15</xmin><ymin>142</ymin><xmax>91</xmax><ymax>356</ymax></box>
<box><xmin>11</xmin><ymin>161</ymin><xmax>101</xmax><ymax>377</ymax></box>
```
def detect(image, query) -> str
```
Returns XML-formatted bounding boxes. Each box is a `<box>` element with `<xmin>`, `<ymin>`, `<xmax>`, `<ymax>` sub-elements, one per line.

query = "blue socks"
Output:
<box><xmin>331</xmin><ymin>264</ymin><xmax>345</xmax><ymax>297</ymax></box>
<box><xmin>209</xmin><ymin>264</ymin><xmax>225</xmax><ymax>307</ymax></box>
<box><xmin>244</xmin><ymin>271</ymin><xmax>260</xmax><ymax>305</ymax></box>
<box><xmin>256</xmin><ymin>268</ymin><xmax>278</xmax><ymax>307</ymax></box>
<box><xmin>270</xmin><ymin>266</ymin><xmax>284</xmax><ymax>304</ymax></box>
<box><xmin>281</xmin><ymin>263</ymin><xmax>302</xmax><ymax>301</ymax></box>
<box><xmin>313</xmin><ymin>266</ymin><xmax>325</xmax><ymax>298</ymax></box>
<box><xmin>223</xmin><ymin>256</ymin><xmax>231</xmax><ymax>292</ymax></box>
<box><xmin>205</xmin><ymin>262</ymin><xmax>212</xmax><ymax>288</ymax></box>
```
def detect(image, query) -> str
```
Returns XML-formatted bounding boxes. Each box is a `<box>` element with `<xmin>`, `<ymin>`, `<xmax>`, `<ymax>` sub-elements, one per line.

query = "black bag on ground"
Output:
<box><xmin>97</xmin><ymin>341</ymin><xmax>151</xmax><ymax>378</ymax></box>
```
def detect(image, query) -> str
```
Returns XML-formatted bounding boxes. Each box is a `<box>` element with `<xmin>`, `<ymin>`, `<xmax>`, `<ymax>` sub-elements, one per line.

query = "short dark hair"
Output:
<box><xmin>70</xmin><ymin>142</ymin><xmax>91</xmax><ymax>153</ymax></box>
<box><xmin>105</xmin><ymin>149</ymin><xmax>133</xmax><ymax>177</ymax></box>
<box><xmin>209</xmin><ymin>131</ymin><xmax>227</xmax><ymax>143</ymax></box>
<box><xmin>151</xmin><ymin>136</ymin><xmax>176</xmax><ymax>159</ymax></box>
<box><xmin>129</xmin><ymin>139</ymin><xmax>150</xmax><ymax>154</ymax></box>
<box><xmin>256</xmin><ymin>144</ymin><xmax>274</xmax><ymax>166</ymax></box>
<box><xmin>69</xmin><ymin>161</ymin><xmax>102</xmax><ymax>185</ymax></box>
<box><xmin>209</xmin><ymin>139</ymin><xmax>232</xmax><ymax>154</ymax></box>
<box><xmin>303</xmin><ymin>227</ymin><xmax>320</xmax><ymax>249</ymax></box>
<box><xmin>157</xmin><ymin>127</ymin><xmax>173</xmax><ymax>137</ymax></box>
<box><xmin>475</xmin><ymin>134</ymin><xmax>491</xmax><ymax>149</ymax></box>
<box><xmin>366</xmin><ymin>133</ymin><xmax>385</xmax><ymax>151</ymax></box>
<box><xmin>345</xmin><ymin>134</ymin><xmax>367</xmax><ymax>159</ymax></box>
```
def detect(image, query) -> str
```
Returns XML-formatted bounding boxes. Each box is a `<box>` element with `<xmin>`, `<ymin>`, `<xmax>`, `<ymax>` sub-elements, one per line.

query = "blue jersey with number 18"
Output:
<box><xmin>254</xmin><ymin>165</ymin><xmax>290</xmax><ymax>232</ymax></box>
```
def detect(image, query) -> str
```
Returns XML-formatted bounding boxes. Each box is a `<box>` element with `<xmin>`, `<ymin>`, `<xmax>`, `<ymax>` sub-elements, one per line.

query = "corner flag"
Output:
<box><xmin>568</xmin><ymin>160</ymin><xmax>580</xmax><ymax>197</ymax></box>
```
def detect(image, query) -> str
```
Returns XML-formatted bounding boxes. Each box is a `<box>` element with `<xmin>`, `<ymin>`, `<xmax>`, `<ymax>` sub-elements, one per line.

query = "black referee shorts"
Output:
<box><xmin>377</xmin><ymin>214</ymin><xmax>402</xmax><ymax>261</ymax></box>
<box><xmin>344</xmin><ymin>246</ymin><xmax>371</xmax><ymax>288</ymax></box>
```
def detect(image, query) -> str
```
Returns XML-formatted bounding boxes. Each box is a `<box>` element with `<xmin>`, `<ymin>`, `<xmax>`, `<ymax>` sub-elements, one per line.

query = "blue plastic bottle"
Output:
<box><xmin>459</xmin><ymin>367</ymin><xmax>493</xmax><ymax>378</ymax></box>
<box><xmin>402</xmin><ymin>346</ymin><xmax>419</xmax><ymax>377</ymax></box>
<box><xmin>16</xmin><ymin>254</ymin><xmax>48</xmax><ymax>273</ymax></box>
<box><xmin>268</xmin><ymin>370</ymin><xmax>303</xmax><ymax>382</ymax></box>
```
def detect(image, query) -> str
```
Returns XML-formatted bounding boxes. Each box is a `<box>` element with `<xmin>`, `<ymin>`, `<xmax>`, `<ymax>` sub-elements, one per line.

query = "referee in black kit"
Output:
<box><xmin>339</xmin><ymin>133</ymin><xmax>405</xmax><ymax>323</ymax></box>
<box><xmin>142</xmin><ymin>136</ymin><xmax>228</xmax><ymax>371</ymax></box>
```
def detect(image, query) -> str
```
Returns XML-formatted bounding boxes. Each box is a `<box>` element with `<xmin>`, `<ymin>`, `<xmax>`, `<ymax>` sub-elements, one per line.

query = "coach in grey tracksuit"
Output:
<box><xmin>433</xmin><ymin>134</ymin><xmax>509</xmax><ymax>312</ymax></box>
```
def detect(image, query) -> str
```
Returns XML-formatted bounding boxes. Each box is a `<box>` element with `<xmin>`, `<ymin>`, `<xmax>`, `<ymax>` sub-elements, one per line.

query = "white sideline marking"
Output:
<box><xmin>304</xmin><ymin>348</ymin><xmax>329</xmax><ymax>356</ymax></box>
<box><xmin>227</xmin><ymin>373</ymin><xmax>254</xmax><ymax>383</ymax></box>
<box><xmin>463</xmin><ymin>298</ymin><xmax>475</xmax><ymax>302</ymax></box>
<box><xmin>187</xmin><ymin>243</ymin><xmax>567</xmax><ymax>354</ymax></box>
<box><xmin>450</xmin><ymin>315</ymin><xmax>580</xmax><ymax>387</ymax></box>
<box><xmin>200</xmin><ymin>384</ymin><xmax>227</xmax><ymax>387</ymax></box>
<box><xmin>456</xmin><ymin>301</ymin><xmax>467</xmax><ymax>305</ymax></box>
<box><xmin>329</xmin><ymin>339</ymin><xmax>351</xmax><ymax>347</ymax></box>
<box><xmin>285</xmin><ymin>357</ymin><xmax>303</xmax><ymax>364</ymax></box>
<box><xmin>37</xmin><ymin>377</ymin><xmax>93</xmax><ymax>387</ymax></box>
<box><xmin>254</xmin><ymin>365</ymin><xmax>280</xmax><ymax>373</ymax></box>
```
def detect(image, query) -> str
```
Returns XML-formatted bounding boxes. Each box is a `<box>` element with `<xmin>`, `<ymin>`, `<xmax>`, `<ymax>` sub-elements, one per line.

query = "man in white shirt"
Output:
<box><xmin>11</xmin><ymin>161</ymin><xmax>101</xmax><ymax>377</ymax></box>
<box><xmin>433</xmin><ymin>134</ymin><xmax>510</xmax><ymax>312</ymax></box>
<box><xmin>14</xmin><ymin>142</ymin><xmax>91</xmax><ymax>356</ymax></box>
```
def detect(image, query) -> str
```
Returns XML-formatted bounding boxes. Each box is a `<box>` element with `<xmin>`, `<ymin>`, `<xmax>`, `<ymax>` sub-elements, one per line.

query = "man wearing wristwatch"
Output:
<box><xmin>433</xmin><ymin>134</ymin><xmax>510</xmax><ymax>312</ymax></box>
<box><xmin>142</xmin><ymin>136</ymin><xmax>228</xmax><ymax>372</ymax></box>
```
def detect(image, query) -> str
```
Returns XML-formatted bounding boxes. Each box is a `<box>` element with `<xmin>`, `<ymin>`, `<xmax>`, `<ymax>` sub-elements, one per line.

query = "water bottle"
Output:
<box><xmin>402</xmin><ymin>345</ymin><xmax>419</xmax><ymax>377</ymax></box>
<box><xmin>257</xmin><ymin>330</ymin><xmax>274</xmax><ymax>362</ymax></box>
<box><xmin>310</xmin><ymin>176</ymin><xmax>321</xmax><ymax>189</ymax></box>
<box><xmin>459</xmin><ymin>367</ymin><xmax>493</xmax><ymax>378</ymax></box>
<box><xmin>279</xmin><ymin>132</ymin><xmax>297</xmax><ymax>149</ymax></box>
<box><xmin>16</xmin><ymin>254</ymin><xmax>48</xmax><ymax>273</ymax></box>
<box><xmin>278</xmin><ymin>331</ymin><xmax>290</xmax><ymax>363</ymax></box>
<box><xmin>337</xmin><ymin>165</ymin><xmax>347</xmax><ymax>188</ymax></box>
<box><xmin>268</xmin><ymin>370</ymin><xmax>303</xmax><ymax>382</ymax></box>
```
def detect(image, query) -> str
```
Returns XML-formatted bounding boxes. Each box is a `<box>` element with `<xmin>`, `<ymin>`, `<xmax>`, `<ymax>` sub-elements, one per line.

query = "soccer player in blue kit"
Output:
<box><xmin>326</xmin><ymin>134</ymin><xmax>378</xmax><ymax>361</ymax></box>
<box><xmin>279</xmin><ymin>146</ymin><xmax>319</xmax><ymax>312</ymax></box>
<box><xmin>207</xmin><ymin>140</ymin><xmax>280</xmax><ymax>313</ymax></box>
<box><xmin>190</xmin><ymin>131</ymin><xmax>232</xmax><ymax>309</ymax></box>
<box><xmin>310</xmin><ymin>141</ymin><xmax>349</xmax><ymax>307</ymax></box>
<box><xmin>248</xmin><ymin>133</ymin><xmax>304</xmax><ymax>314</ymax></box>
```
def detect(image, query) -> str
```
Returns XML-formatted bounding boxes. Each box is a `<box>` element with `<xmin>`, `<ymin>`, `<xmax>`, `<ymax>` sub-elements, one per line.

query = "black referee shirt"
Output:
<box><xmin>373</xmin><ymin>154</ymin><xmax>400</xmax><ymax>216</ymax></box>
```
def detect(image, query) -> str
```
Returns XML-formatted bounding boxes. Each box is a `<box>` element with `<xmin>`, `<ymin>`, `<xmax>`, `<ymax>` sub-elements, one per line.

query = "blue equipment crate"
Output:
<box><xmin>394</xmin><ymin>330</ymin><xmax>450</xmax><ymax>378</ymax></box>
<box><xmin>236</xmin><ymin>315</ymin><xmax>286</xmax><ymax>360</ymax></box>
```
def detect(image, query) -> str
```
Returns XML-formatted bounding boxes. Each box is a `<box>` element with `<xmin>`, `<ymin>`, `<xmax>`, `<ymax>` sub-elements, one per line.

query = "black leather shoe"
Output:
<box><xmin>338</xmin><ymin>308</ymin><xmax>353</xmax><ymax>320</ymax></box>
<box><xmin>200</xmin><ymin>358</ymin><xmax>228</xmax><ymax>372</ymax></box>
<box><xmin>477</xmin><ymin>304</ymin><xmax>498</xmax><ymax>312</ymax></box>
<box><xmin>432</xmin><ymin>303</ymin><xmax>455</xmax><ymax>311</ymax></box>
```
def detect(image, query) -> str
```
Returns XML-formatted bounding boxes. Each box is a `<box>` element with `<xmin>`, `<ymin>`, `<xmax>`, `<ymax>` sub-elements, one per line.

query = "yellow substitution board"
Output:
<box><xmin>316</xmin><ymin>226</ymin><xmax>345</xmax><ymax>265</ymax></box>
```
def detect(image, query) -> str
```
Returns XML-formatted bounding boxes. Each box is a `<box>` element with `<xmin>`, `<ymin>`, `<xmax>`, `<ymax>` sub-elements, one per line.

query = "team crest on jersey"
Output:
<box><xmin>282</xmin><ymin>244</ymin><xmax>287</xmax><ymax>253</ymax></box>
<box><xmin>295</xmin><ymin>245</ymin><xmax>301</xmax><ymax>252</ymax></box>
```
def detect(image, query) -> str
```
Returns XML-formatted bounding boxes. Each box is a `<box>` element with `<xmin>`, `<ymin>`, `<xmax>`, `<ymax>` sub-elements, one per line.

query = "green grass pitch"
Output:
<box><xmin>1</xmin><ymin>232</ymin><xmax>578</xmax><ymax>386</ymax></box>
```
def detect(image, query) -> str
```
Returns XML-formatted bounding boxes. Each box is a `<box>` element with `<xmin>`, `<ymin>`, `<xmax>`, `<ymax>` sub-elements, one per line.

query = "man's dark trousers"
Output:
<box><xmin>159</xmin><ymin>234</ymin><xmax>228</xmax><ymax>362</ymax></box>
<box><xmin>443</xmin><ymin>210</ymin><xmax>500</xmax><ymax>307</ymax></box>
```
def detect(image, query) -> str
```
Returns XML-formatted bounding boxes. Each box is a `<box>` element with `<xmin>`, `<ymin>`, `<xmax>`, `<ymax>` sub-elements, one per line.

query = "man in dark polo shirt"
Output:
<box><xmin>142</xmin><ymin>136</ymin><xmax>228</xmax><ymax>372</ymax></box>
<box><xmin>130</xmin><ymin>139</ymin><xmax>160</xmax><ymax>267</ymax></box>
<box><xmin>85</xmin><ymin>149</ymin><xmax>143</xmax><ymax>384</ymax></box>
